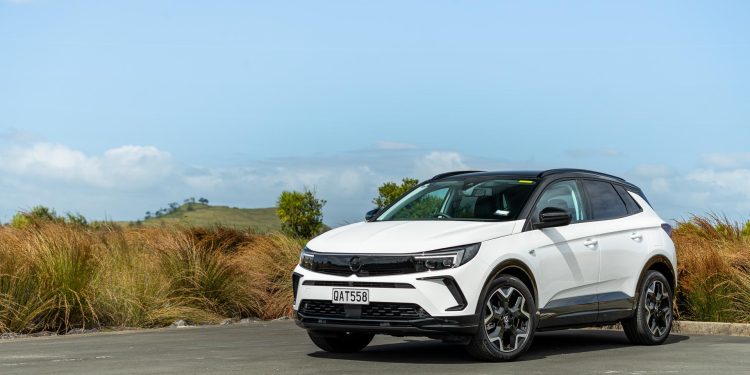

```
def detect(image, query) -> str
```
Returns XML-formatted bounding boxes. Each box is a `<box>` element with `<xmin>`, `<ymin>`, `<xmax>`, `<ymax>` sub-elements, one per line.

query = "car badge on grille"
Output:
<box><xmin>349</xmin><ymin>256</ymin><xmax>362</xmax><ymax>273</ymax></box>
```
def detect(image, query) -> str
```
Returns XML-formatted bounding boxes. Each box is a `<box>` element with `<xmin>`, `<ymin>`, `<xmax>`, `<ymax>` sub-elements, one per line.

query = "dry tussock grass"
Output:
<box><xmin>673</xmin><ymin>215</ymin><xmax>750</xmax><ymax>322</ymax></box>
<box><xmin>0</xmin><ymin>223</ymin><xmax>302</xmax><ymax>333</ymax></box>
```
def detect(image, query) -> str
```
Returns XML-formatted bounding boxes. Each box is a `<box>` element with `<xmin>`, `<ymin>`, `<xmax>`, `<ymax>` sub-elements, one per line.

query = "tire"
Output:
<box><xmin>307</xmin><ymin>331</ymin><xmax>374</xmax><ymax>353</ymax></box>
<box><xmin>622</xmin><ymin>270</ymin><xmax>673</xmax><ymax>345</ymax></box>
<box><xmin>466</xmin><ymin>275</ymin><xmax>537</xmax><ymax>361</ymax></box>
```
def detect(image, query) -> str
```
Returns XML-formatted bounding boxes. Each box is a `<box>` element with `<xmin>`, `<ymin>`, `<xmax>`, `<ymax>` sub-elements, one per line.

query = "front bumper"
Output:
<box><xmin>292</xmin><ymin>263</ymin><xmax>486</xmax><ymax>337</ymax></box>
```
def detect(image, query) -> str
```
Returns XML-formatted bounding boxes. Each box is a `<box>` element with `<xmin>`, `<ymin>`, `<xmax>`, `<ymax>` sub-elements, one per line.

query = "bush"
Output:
<box><xmin>276</xmin><ymin>189</ymin><xmax>326</xmax><ymax>239</ymax></box>
<box><xmin>10</xmin><ymin>206</ymin><xmax>89</xmax><ymax>229</ymax></box>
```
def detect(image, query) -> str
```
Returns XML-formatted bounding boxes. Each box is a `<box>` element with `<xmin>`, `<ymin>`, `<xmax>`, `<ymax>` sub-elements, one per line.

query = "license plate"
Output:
<box><xmin>332</xmin><ymin>288</ymin><xmax>370</xmax><ymax>305</ymax></box>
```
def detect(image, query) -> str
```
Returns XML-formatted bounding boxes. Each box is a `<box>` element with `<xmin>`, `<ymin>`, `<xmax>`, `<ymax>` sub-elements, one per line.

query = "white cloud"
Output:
<box><xmin>686</xmin><ymin>168</ymin><xmax>750</xmax><ymax>198</ymax></box>
<box><xmin>628</xmin><ymin>157</ymin><xmax>750</xmax><ymax>221</ymax></box>
<box><xmin>700</xmin><ymin>152</ymin><xmax>750</xmax><ymax>169</ymax></box>
<box><xmin>414</xmin><ymin>151</ymin><xmax>469</xmax><ymax>178</ymax></box>
<box><xmin>0</xmin><ymin>143</ymin><xmax>173</xmax><ymax>189</ymax></box>
<box><xmin>650</xmin><ymin>177</ymin><xmax>670</xmax><ymax>194</ymax></box>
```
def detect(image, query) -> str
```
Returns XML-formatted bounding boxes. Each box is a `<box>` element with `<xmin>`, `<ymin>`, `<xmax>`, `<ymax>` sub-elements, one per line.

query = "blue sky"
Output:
<box><xmin>1</xmin><ymin>0</ymin><xmax>749</xmax><ymax>225</ymax></box>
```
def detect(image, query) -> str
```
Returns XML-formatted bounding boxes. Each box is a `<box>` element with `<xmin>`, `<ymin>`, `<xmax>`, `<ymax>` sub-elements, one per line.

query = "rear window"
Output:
<box><xmin>581</xmin><ymin>180</ymin><xmax>628</xmax><ymax>220</ymax></box>
<box><xmin>614</xmin><ymin>185</ymin><xmax>642</xmax><ymax>214</ymax></box>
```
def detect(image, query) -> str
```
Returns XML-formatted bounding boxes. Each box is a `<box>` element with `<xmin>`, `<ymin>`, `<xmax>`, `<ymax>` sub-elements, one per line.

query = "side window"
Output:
<box><xmin>582</xmin><ymin>180</ymin><xmax>628</xmax><ymax>220</ymax></box>
<box><xmin>391</xmin><ymin>187</ymin><xmax>449</xmax><ymax>220</ymax></box>
<box><xmin>614</xmin><ymin>185</ymin><xmax>642</xmax><ymax>214</ymax></box>
<box><xmin>532</xmin><ymin>180</ymin><xmax>587</xmax><ymax>224</ymax></box>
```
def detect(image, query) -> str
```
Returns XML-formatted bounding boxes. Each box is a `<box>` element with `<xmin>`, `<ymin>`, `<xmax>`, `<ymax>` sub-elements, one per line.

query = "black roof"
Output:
<box><xmin>430</xmin><ymin>168</ymin><xmax>628</xmax><ymax>184</ymax></box>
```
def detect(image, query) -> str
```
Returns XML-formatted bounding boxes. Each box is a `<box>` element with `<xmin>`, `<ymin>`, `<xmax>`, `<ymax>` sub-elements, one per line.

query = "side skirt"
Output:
<box><xmin>537</xmin><ymin>292</ymin><xmax>635</xmax><ymax>330</ymax></box>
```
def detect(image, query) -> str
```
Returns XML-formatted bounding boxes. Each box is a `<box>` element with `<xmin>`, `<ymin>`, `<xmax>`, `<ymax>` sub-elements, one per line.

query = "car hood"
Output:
<box><xmin>306</xmin><ymin>220</ymin><xmax>521</xmax><ymax>254</ymax></box>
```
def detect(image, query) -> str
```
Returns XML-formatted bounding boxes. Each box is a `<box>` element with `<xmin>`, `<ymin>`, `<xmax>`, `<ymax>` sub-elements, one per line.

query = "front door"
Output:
<box><xmin>520</xmin><ymin>179</ymin><xmax>601</xmax><ymax>328</ymax></box>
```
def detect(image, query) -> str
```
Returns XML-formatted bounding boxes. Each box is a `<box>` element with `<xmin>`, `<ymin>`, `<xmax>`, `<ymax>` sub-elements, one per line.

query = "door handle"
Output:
<box><xmin>630</xmin><ymin>232</ymin><xmax>643</xmax><ymax>241</ymax></box>
<box><xmin>583</xmin><ymin>239</ymin><xmax>598</xmax><ymax>247</ymax></box>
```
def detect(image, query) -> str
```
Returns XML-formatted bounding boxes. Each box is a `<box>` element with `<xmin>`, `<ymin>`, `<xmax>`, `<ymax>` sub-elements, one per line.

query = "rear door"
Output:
<box><xmin>579</xmin><ymin>180</ymin><xmax>644</xmax><ymax>322</ymax></box>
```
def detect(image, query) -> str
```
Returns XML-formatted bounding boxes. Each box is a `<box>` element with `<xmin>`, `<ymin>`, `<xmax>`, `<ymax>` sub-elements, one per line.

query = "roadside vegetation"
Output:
<box><xmin>0</xmin><ymin>187</ymin><xmax>749</xmax><ymax>334</ymax></box>
<box><xmin>673</xmin><ymin>215</ymin><xmax>750</xmax><ymax>323</ymax></box>
<box><xmin>0</xmin><ymin>219</ymin><xmax>303</xmax><ymax>333</ymax></box>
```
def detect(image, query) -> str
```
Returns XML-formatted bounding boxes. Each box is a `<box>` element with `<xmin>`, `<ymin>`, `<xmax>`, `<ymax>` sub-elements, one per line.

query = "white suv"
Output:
<box><xmin>293</xmin><ymin>169</ymin><xmax>676</xmax><ymax>361</ymax></box>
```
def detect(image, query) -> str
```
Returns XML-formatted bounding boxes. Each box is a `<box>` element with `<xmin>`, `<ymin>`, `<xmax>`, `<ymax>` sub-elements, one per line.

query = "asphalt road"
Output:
<box><xmin>0</xmin><ymin>320</ymin><xmax>749</xmax><ymax>374</ymax></box>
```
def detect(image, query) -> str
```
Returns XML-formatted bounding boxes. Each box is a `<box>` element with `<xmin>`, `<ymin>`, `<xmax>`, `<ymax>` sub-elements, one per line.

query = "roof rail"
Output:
<box><xmin>429</xmin><ymin>170</ymin><xmax>484</xmax><ymax>181</ymax></box>
<box><xmin>538</xmin><ymin>169</ymin><xmax>625</xmax><ymax>182</ymax></box>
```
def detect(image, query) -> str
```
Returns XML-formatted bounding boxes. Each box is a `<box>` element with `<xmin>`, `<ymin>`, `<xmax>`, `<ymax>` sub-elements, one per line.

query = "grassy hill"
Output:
<box><xmin>142</xmin><ymin>204</ymin><xmax>281</xmax><ymax>232</ymax></box>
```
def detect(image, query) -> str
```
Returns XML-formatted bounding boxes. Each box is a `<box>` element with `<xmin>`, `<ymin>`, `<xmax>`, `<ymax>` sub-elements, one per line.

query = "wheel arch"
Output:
<box><xmin>474</xmin><ymin>259</ymin><xmax>538</xmax><ymax>316</ymax></box>
<box><xmin>636</xmin><ymin>255</ymin><xmax>676</xmax><ymax>300</ymax></box>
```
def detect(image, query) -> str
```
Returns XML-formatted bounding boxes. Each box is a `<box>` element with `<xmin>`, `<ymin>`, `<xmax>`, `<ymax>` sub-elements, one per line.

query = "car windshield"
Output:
<box><xmin>376</xmin><ymin>178</ymin><xmax>538</xmax><ymax>222</ymax></box>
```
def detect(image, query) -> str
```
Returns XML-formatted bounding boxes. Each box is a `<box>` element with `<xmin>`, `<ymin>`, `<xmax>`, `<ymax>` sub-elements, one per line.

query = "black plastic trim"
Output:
<box><xmin>295</xmin><ymin>312</ymin><xmax>479</xmax><ymax>336</ymax></box>
<box><xmin>429</xmin><ymin>170</ymin><xmax>484</xmax><ymax>181</ymax></box>
<box><xmin>635</xmin><ymin>256</ymin><xmax>676</xmax><ymax>299</ymax></box>
<box><xmin>538</xmin><ymin>292</ymin><xmax>636</xmax><ymax>329</ymax></box>
<box><xmin>302</xmin><ymin>280</ymin><xmax>415</xmax><ymax>289</ymax></box>
<box><xmin>538</xmin><ymin>169</ymin><xmax>626</xmax><ymax>182</ymax></box>
<box><xmin>292</xmin><ymin>272</ymin><xmax>302</xmax><ymax>303</ymax></box>
<box><xmin>417</xmin><ymin>275</ymin><xmax>468</xmax><ymax>311</ymax></box>
<box><xmin>475</xmin><ymin>259</ymin><xmax>539</xmax><ymax>315</ymax></box>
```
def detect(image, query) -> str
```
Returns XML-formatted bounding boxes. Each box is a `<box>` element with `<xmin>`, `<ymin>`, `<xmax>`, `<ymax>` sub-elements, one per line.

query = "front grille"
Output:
<box><xmin>306</xmin><ymin>254</ymin><xmax>420</xmax><ymax>276</ymax></box>
<box><xmin>299</xmin><ymin>300</ymin><xmax>430</xmax><ymax>320</ymax></box>
<box><xmin>302</xmin><ymin>280</ymin><xmax>415</xmax><ymax>289</ymax></box>
<box><xmin>300</xmin><ymin>300</ymin><xmax>345</xmax><ymax>317</ymax></box>
<box><xmin>362</xmin><ymin>303</ymin><xmax>426</xmax><ymax>320</ymax></box>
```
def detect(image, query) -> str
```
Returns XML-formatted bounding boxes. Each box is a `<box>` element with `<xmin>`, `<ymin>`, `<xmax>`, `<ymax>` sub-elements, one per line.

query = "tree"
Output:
<box><xmin>372</xmin><ymin>178</ymin><xmax>419</xmax><ymax>208</ymax></box>
<box><xmin>145</xmin><ymin>211</ymin><xmax>152</xmax><ymax>220</ymax></box>
<box><xmin>277</xmin><ymin>188</ymin><xmax>326</xmax><ymax>239</ymax></box>
<box><xmin>198</xmin><ymin>197</ymin><xmax>209</xmax><ymax>205</ymax></box>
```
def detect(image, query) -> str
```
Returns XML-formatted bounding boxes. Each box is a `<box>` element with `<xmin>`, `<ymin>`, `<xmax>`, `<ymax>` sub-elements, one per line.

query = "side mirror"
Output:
<box><xmin>534</xmin><ymin>207</ymin><xmax>571</xmax><ymax>229</ymax></box>
<box><xmin>365</xmin><ymin>208</ymin><xmax>380</xmax><ymax>221</ymax></box>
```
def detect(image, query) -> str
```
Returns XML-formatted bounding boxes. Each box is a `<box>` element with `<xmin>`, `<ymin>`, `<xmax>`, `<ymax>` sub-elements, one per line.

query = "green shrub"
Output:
<box><xmin>276</xmin><ymin>189</ymin><xmax>326</xmax><ymax>239</ymax></box>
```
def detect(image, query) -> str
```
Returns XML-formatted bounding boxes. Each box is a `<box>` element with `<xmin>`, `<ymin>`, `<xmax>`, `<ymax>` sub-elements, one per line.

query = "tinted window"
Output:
<box><xmin>532</xmin><ymin>180</ymin><xmax>587</xmax><ymax>224</ymax></box>
<box><xmin>582</xmin><ymin>180</ymin><xmax>627</xmax><ymax>220</ymax></box>
<box><xmin>378</xmin><ymin>179</ymin><xmax>537</xmax><ymax>221</ymax></box>
<box><xmin>614</xmin><ymin>185</ymin><xmax>642</xmax><ymax>214</ymax></box>
<box><xmin>389</xmin><ymin>187</ymin><xmax>450</xmax><ymax>220</ymax></box>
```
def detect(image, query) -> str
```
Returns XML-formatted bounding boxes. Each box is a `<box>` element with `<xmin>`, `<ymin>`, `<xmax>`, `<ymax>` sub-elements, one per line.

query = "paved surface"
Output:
<box><xmin>0</xmin><ymin>321</ymin><xmax>749</xmax><ymax>374</ymax></box>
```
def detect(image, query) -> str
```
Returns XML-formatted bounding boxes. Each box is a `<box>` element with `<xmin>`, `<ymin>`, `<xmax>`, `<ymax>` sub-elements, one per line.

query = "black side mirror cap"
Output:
<box><xmin>365</xmin><ymin>208</ymin><xmax>380</xmax><ymax>221</ymax></box>
<box><xmin>534</xmin><ymin>207</ymin><xmax>572</xmax><ymax>229</ymax></box>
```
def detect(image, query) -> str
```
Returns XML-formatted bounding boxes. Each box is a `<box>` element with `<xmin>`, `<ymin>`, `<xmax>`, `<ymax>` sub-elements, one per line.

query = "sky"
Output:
<box><xmin>1</xmin><ymin>0</ymin><xmax>749</xmax><ymax>226</ymax></box>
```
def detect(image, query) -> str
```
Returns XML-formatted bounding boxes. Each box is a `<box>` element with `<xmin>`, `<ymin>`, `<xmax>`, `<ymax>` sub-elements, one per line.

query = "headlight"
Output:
<box><xmin>415</xmin><ymin>243</ymin><xmax>481</xmax><ymax>271</ymax></box>
<box><xmin>299</xmin><ymin>247</ymin><xmax>315</xmax><ymax>270</ymax></box>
